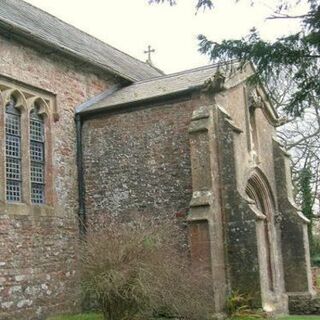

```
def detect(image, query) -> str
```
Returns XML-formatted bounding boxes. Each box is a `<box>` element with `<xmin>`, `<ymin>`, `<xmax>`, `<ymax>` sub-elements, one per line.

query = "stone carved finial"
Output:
<box><xmin>202</xmin><ymin>70</ymin><xmax>226</xmax><ymax>94</ymax></box>
<box><xmin>274</xmin><ymin>211</ymin><xmax>283</xmax><ymax>224</ymax></box>
<box><xmin>248</xmin><ymin>88</ymin><xmax>263</xmax><ymax>109</ymax></box>
<box><xmin>275</xmin><ymin>116</ymin><xmax>288</xmax><ymax>127</ymax></box>
<box><xmin>250</xmin><ymin>149</ymin><xmax>258</xmax><ymax>165</ymax></box>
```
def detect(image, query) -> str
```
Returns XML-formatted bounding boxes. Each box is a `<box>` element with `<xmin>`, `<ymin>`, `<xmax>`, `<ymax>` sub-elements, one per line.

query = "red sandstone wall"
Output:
<box><xmin>0</xmin><ymin>35</ymin><xmax>117</xmax><ymax>319</ymax></box>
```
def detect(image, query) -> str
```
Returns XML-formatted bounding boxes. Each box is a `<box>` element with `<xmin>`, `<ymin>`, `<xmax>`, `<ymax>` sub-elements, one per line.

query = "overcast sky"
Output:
<box><xmin>24</xmin><ymin>0</ymin><xmax>304</xmax><ymax>74</ymax></box>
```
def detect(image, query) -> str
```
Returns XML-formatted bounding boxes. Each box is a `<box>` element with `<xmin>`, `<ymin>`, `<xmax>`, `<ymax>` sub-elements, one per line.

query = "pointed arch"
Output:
<box><xmin>2</xmin><ymin>89</ymin><xmax>28</xmax><ymax>113</ymax></box>
<box><xmin>27</xmin><ymin>96</ymin><xmax>51</xmax><ymax>119</ymax></box>
<box><xmin>246</xmin><ymin>167</ymin><xmax>276</xmax><ymax>216</ymax></box>
<box><xmin>245</xmin><ymin>167</ymin><xmax>276</xmax><ymax>292</ymax></box>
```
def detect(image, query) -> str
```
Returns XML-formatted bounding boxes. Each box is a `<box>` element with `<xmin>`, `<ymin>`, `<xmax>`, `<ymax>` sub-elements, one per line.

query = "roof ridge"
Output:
<box><xmin>82</xmin><ymin>63</ymin><xmax>218</xmax><ymax>98</ymax></box>
<box><xmin>132</xmin><ymin>61</ymin><xmax>235</xmax><ymax>86</ymax></box>
<box><xmin>16</xmin><ymin>0</ymin><xmax>157</xmax><ymax>72</ymax></box>
<box><xmin>78</xmin><ymin>59</ymin><xmax>249</xmax><ymax>115</ymax></box>
<box><xmin>132</xmin><ymin>64</ymin><xmax>216</xmax><ymax>85</ymax></box>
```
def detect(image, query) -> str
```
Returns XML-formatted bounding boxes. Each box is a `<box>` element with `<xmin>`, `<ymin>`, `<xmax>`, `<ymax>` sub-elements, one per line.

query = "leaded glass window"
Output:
<box><xmin>5</xmin><ymin>97</ymin><xmax>22</xmax><ymax>202</ymax></box>
<box><xmin>30</xmin><ymin>105</ymin><xmax>45</xmax><ymax>204</ymax></box>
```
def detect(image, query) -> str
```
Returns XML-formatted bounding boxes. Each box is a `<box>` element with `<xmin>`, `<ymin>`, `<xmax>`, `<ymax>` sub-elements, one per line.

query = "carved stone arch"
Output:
<box><xmin>245</xmin><ymin>167</ymin><xmax>276</xmax><ymax>218</ymax></box>
<box><xmin>27</xmin><ymin>96</ymin><xmax>51</xmax><ymax>120</ymax></box>
<box><xmin>245</xmin><ymin>167</ymin><xmax>277</xmax><ymax>295</ymax></box>
<box><xmin>2</xmin><ymin>88</ymin><xmax>28</xmax><ymax>113</ymax></box>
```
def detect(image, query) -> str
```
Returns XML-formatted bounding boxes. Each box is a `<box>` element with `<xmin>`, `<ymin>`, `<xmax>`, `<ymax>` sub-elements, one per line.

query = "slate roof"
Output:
<box><xmin>78</xmin><ymin>62</ymin><xmax>235</xmax><ymax>114</ymax></box>
<box><xmin>0</xmin><ymin>0</ymin><xmax>163</xmax><ymax>81</ymax></box>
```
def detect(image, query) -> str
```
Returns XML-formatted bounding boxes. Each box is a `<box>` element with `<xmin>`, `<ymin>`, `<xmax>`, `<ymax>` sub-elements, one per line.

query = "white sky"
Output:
<box><xmin>24</xmin><ymin>0</ymin><xmax>305</xmax><ymax>74</ymax></box>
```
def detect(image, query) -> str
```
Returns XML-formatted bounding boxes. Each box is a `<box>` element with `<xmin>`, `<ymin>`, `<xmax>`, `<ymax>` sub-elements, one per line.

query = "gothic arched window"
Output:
<box><xmin>0</xmin><ymin>82</ymin><xmax>55</xmax><ymax>208</ymax></box>
<box><xmin>30</xmin><ymin>104</ymin><xmax>45</xmax><ymax>204</ymax></box>
<box><xmin>5</xmin><ymin>97</ymin><xmax>22</xmax><ymax>202</ymax></box>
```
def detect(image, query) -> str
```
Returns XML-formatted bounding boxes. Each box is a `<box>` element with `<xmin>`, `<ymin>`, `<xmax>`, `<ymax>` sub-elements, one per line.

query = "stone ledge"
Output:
<box><xmin>0</xmin><ymin>203</ymin><xmax>55</xmax><ymax>216</ymax></box>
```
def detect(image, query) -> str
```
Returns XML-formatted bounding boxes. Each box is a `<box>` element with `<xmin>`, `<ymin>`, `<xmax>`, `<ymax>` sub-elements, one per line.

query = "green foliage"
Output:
<box><xmin>279</xmin><ymin>317</ymin><xmax>320</xmax><ymax>320</ymax></box>
<box><xmin>311</xmin><ymin>254</ymin><xmax>320</xmax><ymax>267</ymax></box>
<box><xmin>311</xmin><ymin>235</ymin><xmax>320</xmax><ymax>266</ymax></box>
<box><xmin>151</xmin><ymin>0</ymin><xmax>320</xmax><ymax>116</ymax></box>
<box><xmin>197</xmin><ymin>0</ymin><xmax>320</xmax><ymax>116</ymax></box>
<box><xmin>47</xmin><ymin>315</ymin><xmax>320</xmax><ymax>320</ymax></box>
<box><xmin>227</xmin><ymin>315</ymin><xmax>320</xmax><ymax>320</ymax></box>
<box><xmin>299</xmin><ymin>167</ymin><xmax>314</xmax><ymax>253</ymax></box>
<box><xmin>81</xmin><ymin>216</ymin><xmax>214</xmax><ymax>320</ymax></box>
<box><xmin>226</xmin><ymin>291</ymin><xmax>265</xmax><ymax>319</ymax></box>
<box><xmin>46</xmin><ymin>313</ymin><xmax>103</xmax><ymax>320</ymax></box>
<box><xmin>228</xmin><ymin>317</ymin><xmax>264</xmax><ymax>320</ymax></box>
<box><xmin>299</xmin><ymin>168</ymin><xmax>313</xmax><ymax>220</ymax></box>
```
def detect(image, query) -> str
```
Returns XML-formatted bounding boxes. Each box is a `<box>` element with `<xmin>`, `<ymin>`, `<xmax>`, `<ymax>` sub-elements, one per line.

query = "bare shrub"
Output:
<box><xmin>80</xmin><ymin>215</ymin><xmax>215</xmax><ymax>320</ymax></box>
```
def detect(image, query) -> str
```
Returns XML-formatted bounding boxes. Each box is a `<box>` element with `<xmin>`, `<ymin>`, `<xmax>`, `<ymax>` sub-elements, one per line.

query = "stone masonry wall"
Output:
<box><xmin>0</xmin><ymin>35</ymin><xmax>117</xmax><ymax>320</ymax></box>
<box><xmin>215</xmin><ymin>86</ymin><xmax>278</xmax><ymax>195</ymax></box>
<box><xmin>82</xmin><ymin>96</ymin><xmax>198</xmax><ymax>225</ymax></box>
<box><xmin>82</xmin><ymin>83</ymin><xmax>285</xmax><ymax>311</ymax></box>
<box><xmin>289</xmin><ymin>295</ymin><xmax>320</xmax><ymax>314</ymax></box>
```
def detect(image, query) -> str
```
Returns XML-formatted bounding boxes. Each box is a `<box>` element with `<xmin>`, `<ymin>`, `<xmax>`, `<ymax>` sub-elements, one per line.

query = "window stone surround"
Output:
<box><xmin>0</xmin><ymin>76</ymin><xmax>56</xmax><ymax>215</ymax></box>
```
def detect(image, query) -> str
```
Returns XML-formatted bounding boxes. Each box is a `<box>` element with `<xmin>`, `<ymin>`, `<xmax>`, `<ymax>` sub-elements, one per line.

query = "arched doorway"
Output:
<box><xmin>246</xmin><ymin>170</ymin><xmax>278</xmax><ymax>297</ymax></box>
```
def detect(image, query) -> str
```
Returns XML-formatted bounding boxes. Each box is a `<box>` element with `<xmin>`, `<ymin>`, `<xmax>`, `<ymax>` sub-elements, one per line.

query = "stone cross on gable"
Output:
<box><xmin>144</xmin><ymin>45</ymin><xmax>155</xmax><ymax>64</ymax></box>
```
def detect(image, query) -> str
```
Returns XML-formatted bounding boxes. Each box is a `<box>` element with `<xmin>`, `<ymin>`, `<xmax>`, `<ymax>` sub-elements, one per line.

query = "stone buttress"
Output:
<box><xmin>187</xmin><ymin>102</ymin><xmax>314</xmax><ymax>315</ymax></box>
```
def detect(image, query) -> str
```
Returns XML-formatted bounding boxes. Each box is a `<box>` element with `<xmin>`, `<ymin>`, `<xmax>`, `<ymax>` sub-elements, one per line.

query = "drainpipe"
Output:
<box><xmin>76</xmin><ymin>113</ymin><xmax>86</xmax><ymax>236</ymax></box>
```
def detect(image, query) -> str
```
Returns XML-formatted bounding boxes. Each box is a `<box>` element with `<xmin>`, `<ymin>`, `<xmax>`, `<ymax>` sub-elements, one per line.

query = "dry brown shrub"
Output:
<box><xmin>80</xmin><ymin>215</ymin><xmax>215</xmax><ymax>320</ymax></box>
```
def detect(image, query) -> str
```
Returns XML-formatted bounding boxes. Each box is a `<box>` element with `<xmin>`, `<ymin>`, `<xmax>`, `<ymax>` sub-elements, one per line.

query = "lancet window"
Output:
<box><xmin>30</xmin><ymin>104</ymin><xmax>45</xmax><ymax>204</ymax></box>
<box><xmin>5</xmin><ymin>97</ymin><xmax>22</xmax><ymax>202</ymax></box>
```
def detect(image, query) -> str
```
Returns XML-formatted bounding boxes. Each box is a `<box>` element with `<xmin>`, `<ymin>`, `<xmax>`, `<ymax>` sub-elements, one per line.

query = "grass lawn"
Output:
<box><xmin>46</xmin><ymin>313</ymin><xmax>103</xmax><ymax>320</ymax></box>
<box><xmin>228</xmin><ymin>317</ymin><xmax>320</xmax><ymax>320</ymax></box>
<box><xmin>46</xmin><ymin>314</ymin><xmax>320</xmax><ymax>320</ymax></box>
<box><xmin>229</xmin><ymin>317</ymin><xmax>320</xmax><ymax>320</ymax></box>
<box><xmin>280</xmin><ymin>317</ymin><xmax>320</xmax><ymax>320</ymax></box>
<box><xmin>47</xmin><ymin>313</ymin><xmax>320</xmax><ymax>320</ymax></box>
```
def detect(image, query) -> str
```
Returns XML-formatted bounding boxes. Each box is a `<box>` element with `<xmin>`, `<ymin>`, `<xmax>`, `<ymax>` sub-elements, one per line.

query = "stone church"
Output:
<box><xmin>0</xmin><ymin>0</ymin><xmax>315</xmax><ymax>319</ymax></box>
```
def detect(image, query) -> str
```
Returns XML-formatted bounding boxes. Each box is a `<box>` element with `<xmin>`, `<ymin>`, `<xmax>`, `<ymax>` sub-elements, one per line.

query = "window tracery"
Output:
<box><xmin>0</xmin><ymin>79</ymin><xmax>55</xmax><ymax>207</ymax></box>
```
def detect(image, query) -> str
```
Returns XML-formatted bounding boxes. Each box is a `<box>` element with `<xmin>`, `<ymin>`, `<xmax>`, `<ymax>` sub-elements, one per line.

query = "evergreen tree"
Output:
<box><xmin>197</xmin><ymin>0</ymin><xmax>320</xmax><ymax>117</ymax></box>
<box><xmin>299</xmin><ymin>167</ymin><xmax>314</xmax><ymax>253</ymax></box>
<box><xmin>151</xmin><ymin>0</ymin><xmax>320</xmax><ymax>116</ymax></box>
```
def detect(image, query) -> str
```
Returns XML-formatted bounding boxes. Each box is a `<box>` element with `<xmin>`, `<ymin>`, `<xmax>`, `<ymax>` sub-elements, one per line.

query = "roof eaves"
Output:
<box><xmin>79</xmin><ymin>84</ymin><xmax>202</xmax><ymax>117</ymax></box>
